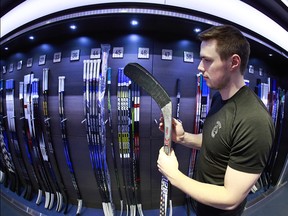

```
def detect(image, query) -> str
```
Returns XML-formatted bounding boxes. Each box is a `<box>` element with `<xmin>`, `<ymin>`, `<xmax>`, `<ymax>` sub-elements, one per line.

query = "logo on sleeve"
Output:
<box><xmin>211</xmin><ymin>121</ymin><xmax>222</xmax><ymax>138</ymax></box>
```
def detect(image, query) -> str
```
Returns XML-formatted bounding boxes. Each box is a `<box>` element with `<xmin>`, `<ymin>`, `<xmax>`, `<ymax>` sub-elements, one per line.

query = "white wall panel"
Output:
<box><xmin>1</xmin><ymin>0</ymin><xmax>287</xmax><ymax>52</ymax></box>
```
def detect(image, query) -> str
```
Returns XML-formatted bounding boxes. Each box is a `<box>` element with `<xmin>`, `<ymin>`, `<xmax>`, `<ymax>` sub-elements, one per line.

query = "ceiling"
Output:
<box><xmin>1</xmin><ymin>0</ymin><xmax>287</xmax><ymax>74</ymax></box>
<box><xmin>241</xmin><ymin>0</ymin><xmax>288</xmax><ymax>32</ymax></box>
<box><xmin>1</xmin><ymin>0</ymin><xmax>287</xmax><ymax>30</ymax></box>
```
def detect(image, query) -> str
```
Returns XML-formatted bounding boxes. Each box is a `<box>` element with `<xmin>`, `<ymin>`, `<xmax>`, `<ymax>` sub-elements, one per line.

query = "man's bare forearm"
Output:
<box><xmin>177</xmin><ymin>132</ymin><xmax>202</xmax><ymax>149</ymax></box>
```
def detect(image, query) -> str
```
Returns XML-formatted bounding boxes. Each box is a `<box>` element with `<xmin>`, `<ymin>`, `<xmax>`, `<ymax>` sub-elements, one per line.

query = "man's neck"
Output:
<box><xmin>220</xmin><ymin>79</ymin><xmax>245</xmax><ymax>100</ymax></box>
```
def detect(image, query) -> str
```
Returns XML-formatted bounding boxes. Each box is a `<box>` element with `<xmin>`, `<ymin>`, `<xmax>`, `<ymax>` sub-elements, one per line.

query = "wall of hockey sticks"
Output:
<box><xmin>1</xmin><ymin>31</ymin><xmax>288</xmax><ymax>215</ymax></box>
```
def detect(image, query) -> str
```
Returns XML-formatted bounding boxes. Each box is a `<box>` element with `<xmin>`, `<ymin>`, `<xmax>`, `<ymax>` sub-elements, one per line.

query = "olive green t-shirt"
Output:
<box><xmin>195</xmin><ymin>86</ymin><xmax>275</xmax><ymax>216</ymax></box>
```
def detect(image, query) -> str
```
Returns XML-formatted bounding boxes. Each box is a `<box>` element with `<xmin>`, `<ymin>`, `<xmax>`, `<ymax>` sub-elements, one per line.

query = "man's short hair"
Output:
<box><xmin>198</xmin><ymin>25</ymin><xmax>250</xmax><ymax>75</ymax></box>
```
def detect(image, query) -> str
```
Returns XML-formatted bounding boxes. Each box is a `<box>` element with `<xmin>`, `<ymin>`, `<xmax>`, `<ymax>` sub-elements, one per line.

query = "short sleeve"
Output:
<box><xmin>229</xmin><ymin>114</ymin><xmax>274</xmax><ymax>173</ymax></box>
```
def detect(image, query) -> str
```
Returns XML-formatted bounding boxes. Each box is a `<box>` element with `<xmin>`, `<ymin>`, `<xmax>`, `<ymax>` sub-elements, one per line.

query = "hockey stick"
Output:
<box><xmin>167</xmin><ymin>78</ymin><xmax>181</xmax><ymax>216</ymax></box>
<box><xmin>186</xmin><ymin>74</ymin><xmax>210</xmax><ymax>214</ymax></box>
<box><xmin>0</xmin><ymin>124</ymin><xmax>18</xmax><ymax>191</ymax></box>
<box><xmin>99</xmin><ymin>45</ymin><xmax>114</xmax><ymax>215</ymax></box>
<box><xmin>0</xmin><ymin>156</ymin><xmax>6</xmax><ymax>184</ymax></box>
<box><xmin>126</xmin><ymin>73</ymin><xmax>136</xmax><ymax>215</ymax></box>
<box><xmin>58</xmin><ymin>76</ymin><xmax>83</xmax><ymax>215</ymax></box>
<box><xmin>5</xmin><ymin>79</ymin><xmax>33</xmax><ymax>201</ymax></box>
<box><xmin>0</xmin><ymin>79</ymin><xmax>19</xmax><ymax>194</ymax></box>
<box><xmin>117</xmin><ymin>68</ymin><xmax>130</xmax><ymax>216</ymax></box>
<box><xmin>175</xmin><ymin>79</ymin><xmax>181</xmax><ymax>121</ymax></box>
<box><xmin>19</xmin><ymin>80</ymin><xmax>44</xmax><ymax>205</ymax></box>
<box><xmin>31</xmin><ymin>78</ymin><xmax>58</xmax><ymax>209</ymax></box>
<box><xmin>261</xmin><ymin>80</ymin><xmax>278</xmax><ymax>190</ymax></box>
<box><xmin>119</xmin><ymin>68</ymin><xmax>143</xmax><ymax>215</ymax></box>
<box><xmin>124</xmin><ymin>63</ymin><xmax>172</xmax><ymax>216</ymax></box>
<box><xmin>98</xmin><ymin>47</ymin><xmax>115</xmax><ymax>214</ymax></box>
<box><xmin>132</xmin><ymin>83</ymin><xmax>144</xmax><ymax>216</ymax></box>
<box><xmin>107</xmin><ymin>67</ymin><xmax>124</xmax><ymax>215</ymax></box>
<box><xmin>83</xmin><ymin>59</ymin><xmax>112</xmax><ymax>215</ymax></box>
<box><xmin>267</xmin><ymin>89</ymin><xmax>285</xmax><ymax>187</ymax></box>
<box><xmin>187</xmin><ymin>74</ymin><xmax>201</xmax><ymax>215</ymax></box>
<box><xmin>42</xmin><ymin>68</ymin><xmax>68</xmax><ymax>213</ymax></box>
<box><xmin>127</xmin><ymin>75</ymin><xmax>137</xmax><ymax>215</ymax></box>
<box><xmin>0</xmin><ymin>80</ymin><xmax>9</xmax><ymax>187</ymax></box>
<box><xmin>0</xmin><ymin>132</ymin><xmax>7</xmax><ymax>185</ymax></box>
<box><xmin>26</xmin><ymin>74</ymin><xmax>53</xmax><ymax>206</ymax></box>
<box><xmin>129</xmin><ymin>79</ymin><xmax>145</xmax><ymax>216</ymax></box>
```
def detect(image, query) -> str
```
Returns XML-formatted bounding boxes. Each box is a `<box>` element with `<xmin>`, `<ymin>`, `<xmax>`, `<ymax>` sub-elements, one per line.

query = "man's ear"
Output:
<box><xmin>231</xmin><ymin>54</ymin><xmax>241</xmax><ymax>71</ymax></box>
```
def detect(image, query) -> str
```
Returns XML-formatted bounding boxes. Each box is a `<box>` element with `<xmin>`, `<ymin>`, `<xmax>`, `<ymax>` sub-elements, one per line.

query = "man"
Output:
<box><xmin>157</xmin><ymin>25</ymin><xmax>275</xmax><ymax>216</ymax></box>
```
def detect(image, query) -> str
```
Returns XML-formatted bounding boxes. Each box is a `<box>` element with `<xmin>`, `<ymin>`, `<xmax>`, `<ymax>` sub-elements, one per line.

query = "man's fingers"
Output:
<box><xmin>172</xmin><ymin>117</ymin><xmax>182</xmax><ymax>126</ymax></box>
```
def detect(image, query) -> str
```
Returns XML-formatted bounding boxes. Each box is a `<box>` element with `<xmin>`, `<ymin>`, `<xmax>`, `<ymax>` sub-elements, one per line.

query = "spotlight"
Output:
<box><xmin>70</xmin><ymin>25</ymin><xmax>77</xmax><ymax>30</ymax></box>
<box><xmin>194</xmin><ymin>28</ymin><xmax>201</xmax><ymax>33</ymax></box>
<box><xmin>29</xmin><ymin>36</ymin><xmax>34</xmax><ymax>40</ymax></box>
<box><xmin>130</xmin><ymin>20</ymin><xmax>138</xmax><ymax>26</ymax></box>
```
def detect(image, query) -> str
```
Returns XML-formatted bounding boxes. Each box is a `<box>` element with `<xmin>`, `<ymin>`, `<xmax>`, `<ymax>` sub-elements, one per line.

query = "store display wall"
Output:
<box><xmin>0</xmin><ymin>30</ymin><xmax>287</xmax><ymax>213</ymax></box>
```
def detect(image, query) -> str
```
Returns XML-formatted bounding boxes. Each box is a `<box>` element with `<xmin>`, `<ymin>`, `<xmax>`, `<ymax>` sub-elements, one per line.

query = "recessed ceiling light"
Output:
<box><xmin>130</xmin><ymin>20</ymin><xmax>138</xmax><ymax>26</ymax></box>
<box><xmin>194</xmin><ymin>28</ymin><xmax>201</xmax><ymax>33</ymax></box>
<box><xmin>4</xmin><ymin>47</ymin><xmax>9</xmax><ymax>50</ymax></box>
<box><xmin>29</xmin><ymin>36</ymin><xmax>34</xmax><ymax>40</ymax></box>
<box><xmin>269</xmin><ymin>53</ymin><xmax>273</xmax><ymax>57</ymax></box>
<box><xmin>70</xmin><ymin>24</ymin><xmax>77</xmax><ymax>30</ymax></box>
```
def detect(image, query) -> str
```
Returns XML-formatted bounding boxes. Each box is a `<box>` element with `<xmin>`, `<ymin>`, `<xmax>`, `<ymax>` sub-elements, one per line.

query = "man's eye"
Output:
<box><xmin>203</xmin><ymin>58</ymin><xmax>211</xmax><ymax>63</ymax></box>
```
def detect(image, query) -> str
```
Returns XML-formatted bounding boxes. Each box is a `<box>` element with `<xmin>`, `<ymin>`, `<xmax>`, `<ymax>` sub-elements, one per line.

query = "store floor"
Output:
<box><xmin>1</xmin><ymin>182</ymin><xmax>287</xmax><ymax>216</ymax></box>
<box><xmin>243</xmin><ymin>182</ymin><xmax>288</xmax><ymax>216</ymax></box>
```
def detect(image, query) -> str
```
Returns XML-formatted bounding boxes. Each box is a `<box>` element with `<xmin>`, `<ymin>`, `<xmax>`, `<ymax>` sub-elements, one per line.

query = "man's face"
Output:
<box><xmin>198</xmin><ymin>39</ymin><xmax>231</xmax><ymax>91</ymax></box>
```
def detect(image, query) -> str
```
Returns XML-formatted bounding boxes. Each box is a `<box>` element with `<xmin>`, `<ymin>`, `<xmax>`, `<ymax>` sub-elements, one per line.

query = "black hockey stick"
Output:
<box><xmin>0</xmin><ymin>149</ymin><xmax>7</xmax><ymax>184</ymax></box>
<box><xmin>175</xmin><ymin>79</ymin><xmax>181</xmax><ymax>121</ymax></box>
<box><xmin>0</xmin><ymin>79</ymin><xmax>19</xmax><ymax>193</ymax></box>
<box><xmin>168</xmin><ymin>78</ymin><xmax>181</xmax><ymax>216</ymax></box>
<box><xmin>31</xmin><ymin>78</ymin><xmax>59</xmax><ymax>209</ymax></box>
<box><xmin>117</xmin><ymin>68</ymin><xmax>130</xmax><ymax>215</ymax></box>
<box><xmin>0</xmin><ymin>80</ymin><xmax>9</xmax><ymax>187</ymax></box>
<box><xmin>266</xmin><ymin>88</ymin><xmax>286</xmax><ymax>187</ymax></box>
<box><xmin>26</xmin><ymin>74</ymin><xmax>53</xmax><ymax>206</ymax></box>
<box><xmin>124</xmin><ymin>63</ymin><xmax>172</xmax><ymax>216</ymax></box>
<box><xmin>42</xmin><ymin>68</ymin><xmax>68</xmax><ymax>213</ymax></box>
<box><xmin>107</xmin><ymin>67</ymin><xmax>124</xmax><ymax>215</ymax></box>
<box><xmin>0</xmin><ymin>129</ymin><xmax>7</xmax><ymax>185</ymax></box>
<box><xmin>19</xmin><ymin>80</ymin><xmax>44</xmax><ymax>205</ymax></box>
<box><xmin>5</xmin><ymin>79</ymin><xmax>33</xmax><ymax>201</ymax></box>
<box><xmin>58</xmin><ymin>76</ymin><xmax>83</xmax><ymax>215</ymax></box>
<box><xmin>131</xmin><ymin>82</ymin><xmax>144</xmax><ymax>216</ymax></box>
<box><xmin>125</xmin><ymin>73</ymin><xmax>137</xmax><ymax>215</ymax></box>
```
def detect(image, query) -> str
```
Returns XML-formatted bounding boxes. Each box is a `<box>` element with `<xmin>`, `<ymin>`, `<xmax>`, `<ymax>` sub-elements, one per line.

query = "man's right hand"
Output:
<box><xmin>159</xmin><ymin>116</ymin><xmax>185</xmax><ymax>143</ymax></box>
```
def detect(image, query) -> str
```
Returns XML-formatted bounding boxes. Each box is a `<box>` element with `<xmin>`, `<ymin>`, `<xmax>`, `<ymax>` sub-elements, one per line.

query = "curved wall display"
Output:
<box><xmin>0</xmin><ymin>1</ymin><xmax>287</xmax><ymax>215</ymax></box>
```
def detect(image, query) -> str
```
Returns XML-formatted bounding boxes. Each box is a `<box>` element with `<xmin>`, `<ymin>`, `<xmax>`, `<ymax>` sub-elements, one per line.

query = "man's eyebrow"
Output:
<box><xmin>200</xmin><ymin>55</ymin><xmax>210</xmax><ymax>59</ymax></box>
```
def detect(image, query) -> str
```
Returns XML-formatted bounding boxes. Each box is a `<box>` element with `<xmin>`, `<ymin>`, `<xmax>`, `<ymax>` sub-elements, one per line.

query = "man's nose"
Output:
<box><xmin>198</xmin><ymin>61</ymin><xmax>204</xmax><ymax>74</ymax></box>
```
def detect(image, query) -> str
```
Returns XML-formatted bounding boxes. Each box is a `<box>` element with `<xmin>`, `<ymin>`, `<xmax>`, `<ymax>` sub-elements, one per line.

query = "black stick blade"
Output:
<box><xmin>124</xmin><ymin>63</ymin><xmax>171</xmax><ymax>108</ymax></box>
